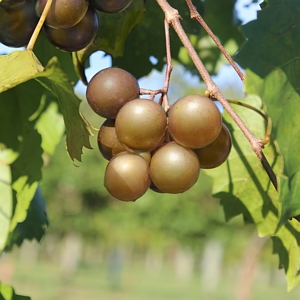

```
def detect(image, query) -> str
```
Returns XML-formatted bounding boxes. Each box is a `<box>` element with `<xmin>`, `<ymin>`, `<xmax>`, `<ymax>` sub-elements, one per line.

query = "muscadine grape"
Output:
<box><xmin>194</xmin><ymin>123</ymin><xmax>232</xmax><ymax>169</ymax></box>
<box><xmin>44</xmin><ymin>6</ymin><xmax>98</xmax><ymax>52</ymax></box>
<box><xmin>150</xmin><ymin>142</ymin><xmax>200</xmax><ymax>193</ymax></box>
<box><xmin>104</xmin><ymin>152</ymin><xmax>151</xmax><ymax>201</ymax></box>
<box><xmin>115</xmin><ymin>98</ymin><xmax>167</xmax><ymax>151</ymax></box>
<box><xmin>97</xmin><ymin>119</ymin><xmax>125</xmax><ymax>160</ymax></box>
<box><xmin>0</xmin><ymin>0</ymin><xmax>39</xmax><ymax>47</ymax></box>
<box><xmin>168</xmin><ymin>94</ymin><xmax>222</xmax><ymax>149</ymax></box>
<box><xmin>0</xmin><ymin>0</ymin><xmax>25</xmax><ymax>10</ymax></box>
<box><xmin>90</xmin><ymin>0</ymin><xmax>132</xmax><ymax>13</ymax></box>
<box><xmin>86</xmin><ymin>67</ymin><xmax>139</xmax><ymax>119</ymax></box>
<box><xmin>36</xmin><ymin>0</ymin><xmax>88</xmax><ymax>29</ymax></box>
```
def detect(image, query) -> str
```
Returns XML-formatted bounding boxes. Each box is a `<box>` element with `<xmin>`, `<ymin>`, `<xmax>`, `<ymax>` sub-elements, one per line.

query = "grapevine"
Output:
<box><xmin>1</xmin><ymin>0</ymin><xmax>300</xmax><ymax>296</ymax></box>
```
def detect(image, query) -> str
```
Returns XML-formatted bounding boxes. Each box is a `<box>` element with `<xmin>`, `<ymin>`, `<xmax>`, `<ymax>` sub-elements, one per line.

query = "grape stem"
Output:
<box><xmin>27</xmin><ymin>0</ymin><xmax>53</xmax><ymax>51</ymax></box>
<box><xmin>140</xmin><ymin>19</ymin><xmax>173</xmax><ymax>112</ymax></box>
<box><xmin>155</xmin><ymin>0</ymin><xmax>278</xmax><ymax>190</ymax></box>
<box><xmin>185</xmin><ymin>0</ymin><xmax>245</xmax><ymax>83</ymax></box>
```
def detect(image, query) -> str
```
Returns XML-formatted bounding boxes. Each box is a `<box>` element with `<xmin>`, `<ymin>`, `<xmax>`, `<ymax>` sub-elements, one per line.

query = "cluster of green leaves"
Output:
<box><xmin>1</xmin><ymin>0</ymin><xmax>300</xmax><ymax>296</ymax></box>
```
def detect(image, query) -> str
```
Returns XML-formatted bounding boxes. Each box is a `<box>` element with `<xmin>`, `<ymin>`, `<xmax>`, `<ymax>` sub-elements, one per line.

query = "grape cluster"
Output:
<box><xmin>0</xmin><ymin>0</ymin><xmax>132</xmax><ymax>50</ymax></box>
<box><xmin>86</xmin><ymin>67</ymin><xmax>232</xmax><ymax>201</ymax></box>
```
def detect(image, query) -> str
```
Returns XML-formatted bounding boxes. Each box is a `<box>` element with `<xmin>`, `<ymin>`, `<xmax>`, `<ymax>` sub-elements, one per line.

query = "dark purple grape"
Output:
<box><xmin>97</xmin><ymin>119</ymin><xmax>126</xmax><ymax>160</ymax></box>
<box><xmin>194</xmin><ymin>123</ymin><xmax>232</xmax><ymax>169</ymax></box>
<box><xmin>44</xmin><ymin>6</ymin><xmax>98</xmax><ymax>52</ymax></box>
<box><xmin>0</xmin><ymin>0</ymin><xmax>26</xmax><ymax>10</ymax></box>
<box><xmin>86</xmin><ymin>67</ymin><xmax>139</xmax><ymax>119</ymax></box>
<box><xmin>90</xmin><ymin>0</ymin><xmax>132</xmax><ymax>13</ymax></box>
<box><xmin>0</xmin><ymin>0</ymin><xmax>39</xmax><ymax>47</ymax></box>
<box><xmin>36</xmin><ymin>0</ymin><xmax>88</xmax><ymax>29</ymax></box>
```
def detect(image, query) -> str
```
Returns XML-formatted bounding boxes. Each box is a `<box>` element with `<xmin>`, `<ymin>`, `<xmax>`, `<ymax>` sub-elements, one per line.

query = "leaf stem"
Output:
<box><xmin>155</xmin><ymin>0</ymin><xmax>277</xmax><ymax>190</ymax></box>
<box><xmin>27</xmin><ymin>0</ymin><xmax>53</xmax><ymax>51</ymax></box>
<box><xmin>185</xmin><ymin>0</ymin><xmax>245</xmax><ymax>82</ymax></box>
<box><xmin>226</xmin><ymin>99</ymin><xmax>271</xmax><ymax>145</ymax></box>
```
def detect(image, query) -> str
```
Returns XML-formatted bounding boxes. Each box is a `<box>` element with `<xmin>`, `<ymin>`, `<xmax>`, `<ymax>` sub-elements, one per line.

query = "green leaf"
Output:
<box><xmin>207</xmin><ymin>94</ymin><xmax>281</xmax><ymax>236</ymax></box>
<box><xmin>0</xmin><ymin>80</ymin><xmax>45</xmax><ymax>239</ymax></box>
<box><xmin>0</xmin><ymin>50</ymin><xmax>43</xmax><ymax>93</ymax></box>
<box><xmin>34</xmin><ymin>57</ymin><xmax>93</xmax><ymax>162</ymax></box>
<box><xmin>0</xmin><ymin>282</ymin><xmax>30</xmax><ymax>300</ymax></box>
<box><xmin>272</xmin><ymin>220</ymin><xmax>300</xmax><ymax>291</ymax></box>
<box><xmin>73</xmin><ymin>0</ymin><xmax>145</xmax><ymax>84</ymax></box>
<box><xmin>5</xmin><ymin>186</ymin><xmax>48</xmax><ymax>251</ymax></box>
<box><xmin>206</xmin><ymin>91</ymin><xmax>300</xmax><ymax>290</ymax></box>
<box><xmin>0</xmin><ymin>150</ymin><xmax>15</xmax><ymax>251</ymax></box>
<box><xmin>234</xmin><ymin>0</ymin><xmax>300</xmax><ymax>93</ymax></box>
<box><xmin>34</xmin><ymin>99</ymin><xmax>65</xmax><ymax>155</ymax></box>
<box><xmin>112</xmin><ymin>0</ymin><xmax>202</xmax><ymax>79</ymax></box>
<box><xmin>245</xmin><ymin>69</ymin><xmax>300</xmax><ymax>224</ymax></box>
<box><xmin>0</xmin><ymin>79</ymin><xmax>60</xmax><ymax>251</ymax></box>
<box><xmin>0</xmin><ymin>48</ymin><xmax>92</xmax><ymax>162</ymax></box>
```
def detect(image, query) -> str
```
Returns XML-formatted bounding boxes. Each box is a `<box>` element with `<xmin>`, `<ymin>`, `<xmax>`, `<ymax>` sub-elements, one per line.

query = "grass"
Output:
<box><xmin>1</xmin><ymin>251</ymin><xmax>300</xmax><ymax>300</ymax></box>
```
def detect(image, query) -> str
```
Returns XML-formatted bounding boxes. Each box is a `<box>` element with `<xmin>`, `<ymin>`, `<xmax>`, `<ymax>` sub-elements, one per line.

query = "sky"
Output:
<box><xmin>0</xmin><ymin>0</ymin><xmax>262</xmax><ymax>98</ymax></box>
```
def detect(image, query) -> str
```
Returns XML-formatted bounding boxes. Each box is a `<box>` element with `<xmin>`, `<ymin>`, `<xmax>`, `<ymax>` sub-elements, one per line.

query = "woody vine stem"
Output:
<box><xmin>154</xmin><ymin>0</ymin><xmax>278</xmax><ymax>190</ymax></box>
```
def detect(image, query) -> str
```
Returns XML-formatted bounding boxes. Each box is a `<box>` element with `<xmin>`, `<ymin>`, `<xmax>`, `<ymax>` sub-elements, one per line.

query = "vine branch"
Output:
<box><xmin>155</xmin><ymin>0</ymin><xmax>277</xmax><ymax>190</ymax></box>
<box><xmin>185</xmin><ymin>0</ymin><xmax>245</xmax><ymax>82</ymax></box>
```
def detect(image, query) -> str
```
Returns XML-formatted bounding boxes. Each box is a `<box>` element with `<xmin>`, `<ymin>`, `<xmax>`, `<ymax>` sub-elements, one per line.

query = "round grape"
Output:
<box><xmin>86</xmin><ymin>67</ymin><xmax>139</xmax><ymax>119</ymax></box>
<box><xmin>194</xmin><ymin>123</ymin><xmax>232</xmax><ymax>169</ymax></box>
<box><xmin>150</xmin><ymin>142</ymin><xmax>200</xmax><ymax>193</ymax></box>
<box><xmin>115</xmin><ymin>98</ymin><xmax>167</xmax><ymax>151</ymax></box>
<box><xmin>104</xmin><ymin>152</ymin><xmax>150</xmax><ymax>201</ymax></box>
<box><xmin>168</xmin><ymin>95</ymin><xmax>222</xmax><ymax>149</ymax></box>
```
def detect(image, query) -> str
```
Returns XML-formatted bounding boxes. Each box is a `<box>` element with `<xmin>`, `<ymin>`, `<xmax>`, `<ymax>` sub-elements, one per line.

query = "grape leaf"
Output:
<box><xmin>272</xmin><ymin>219</ymin><xmax>300</xmax><ymax>291</ymax></box>
<box><xmin>112</xmin><ymin>0</ymin><xmax>202</xmax><ymax>79</ymax></box>
<box><xmin>244</xmin><ymin>69</ymin><xmax>300</xmax><ymax>290</ymax></box>
<box><xmin>35</xmin><ymin>100</ymin><xmax>65</xmax><ymax>155</ymax></box>
<box><xmin>72</xmin><ymin>0</ymin><xmax>145</xmax><ymax>84</ymax></box>
<box><xmin>0</xmin><ymin>50</ymin><xmax>92</xmax><ymax>162</ymax></box>
<box><xmin>34</xmin><ymin>57</ymin><xmax>93</xmax><ymax>162</ymax></box>
<box><xmin>0</xmin><ymin>50</ymin><xmax>43</xmax><ymax>93</ymax></box>
<box><xmin>0</xmin><ymin>50</ymin><xmax>87</xmax><ymax>251</ymax></box>
<box><xmin>0</xmin><ymin>150</ymin><xmax>15</xmax><ymax>251</ymax></box>
<box><xmin>5</xmin><ymin>186</ymin><xmax>48</xmax><ymax>252</ymax></box>
<box><xmin>245</xmin><ymin>70</ymin><xmax>300</xmax><ymax>226</ymax></box>
<box><xmin>0</xmin><ymin>282</ymin><xmax>30</xmax><ymax>300</ymax></box>
<box><xmin>234</xmin><ymin>0</ymin><xmax>300</xmax><ymax>94</ymax></box>
<box><xmin>207</xmin><ymin>94</ymin><xmax>281</xmax><ymax>236</ymax></box>
<box><xmin>206</xmin><ymin>92</ymin><xmax>300</xmax><ymax>290</ymax></box>
<box><xmin>0</xmin><ymin>80</ymin><xmax>45</xmax><ymax>239</ymax></box>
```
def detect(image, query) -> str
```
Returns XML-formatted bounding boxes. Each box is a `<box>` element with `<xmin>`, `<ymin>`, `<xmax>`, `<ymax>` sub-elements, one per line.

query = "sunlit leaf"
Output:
<box><xmin>34</xmin><ymin>57</ymin><xmax>93</xmax><ymax>162</ymax></box>
<box><xmin>0</xmin><ymin>282</ymin><xmax>30</xmax><ymax>300</ymax></box>
<box><xmin>0</xmin><ymin>50</ymin><xmax>43</xmax><ymax>93</ymax></box>
<box><xmin>5</xmin><ymin>186</ymin><xmax>48</xmax><ymax>251</ymax></box>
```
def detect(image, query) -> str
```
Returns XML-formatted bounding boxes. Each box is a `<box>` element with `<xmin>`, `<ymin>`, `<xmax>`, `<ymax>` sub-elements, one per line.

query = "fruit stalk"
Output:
<box><xmin>159</xmin><ymin>19</ymin><xmax>173</xmax><ymax>111</ymax></box>
<box><xmin>27</xmin><ymin>0</ymin><xmax>53</xmax><ymax>51</ymax></box>
<box><xmin>155</xmin><ymin>0</ymin><xmax>278</xmax><ymax>190</ymax></box>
